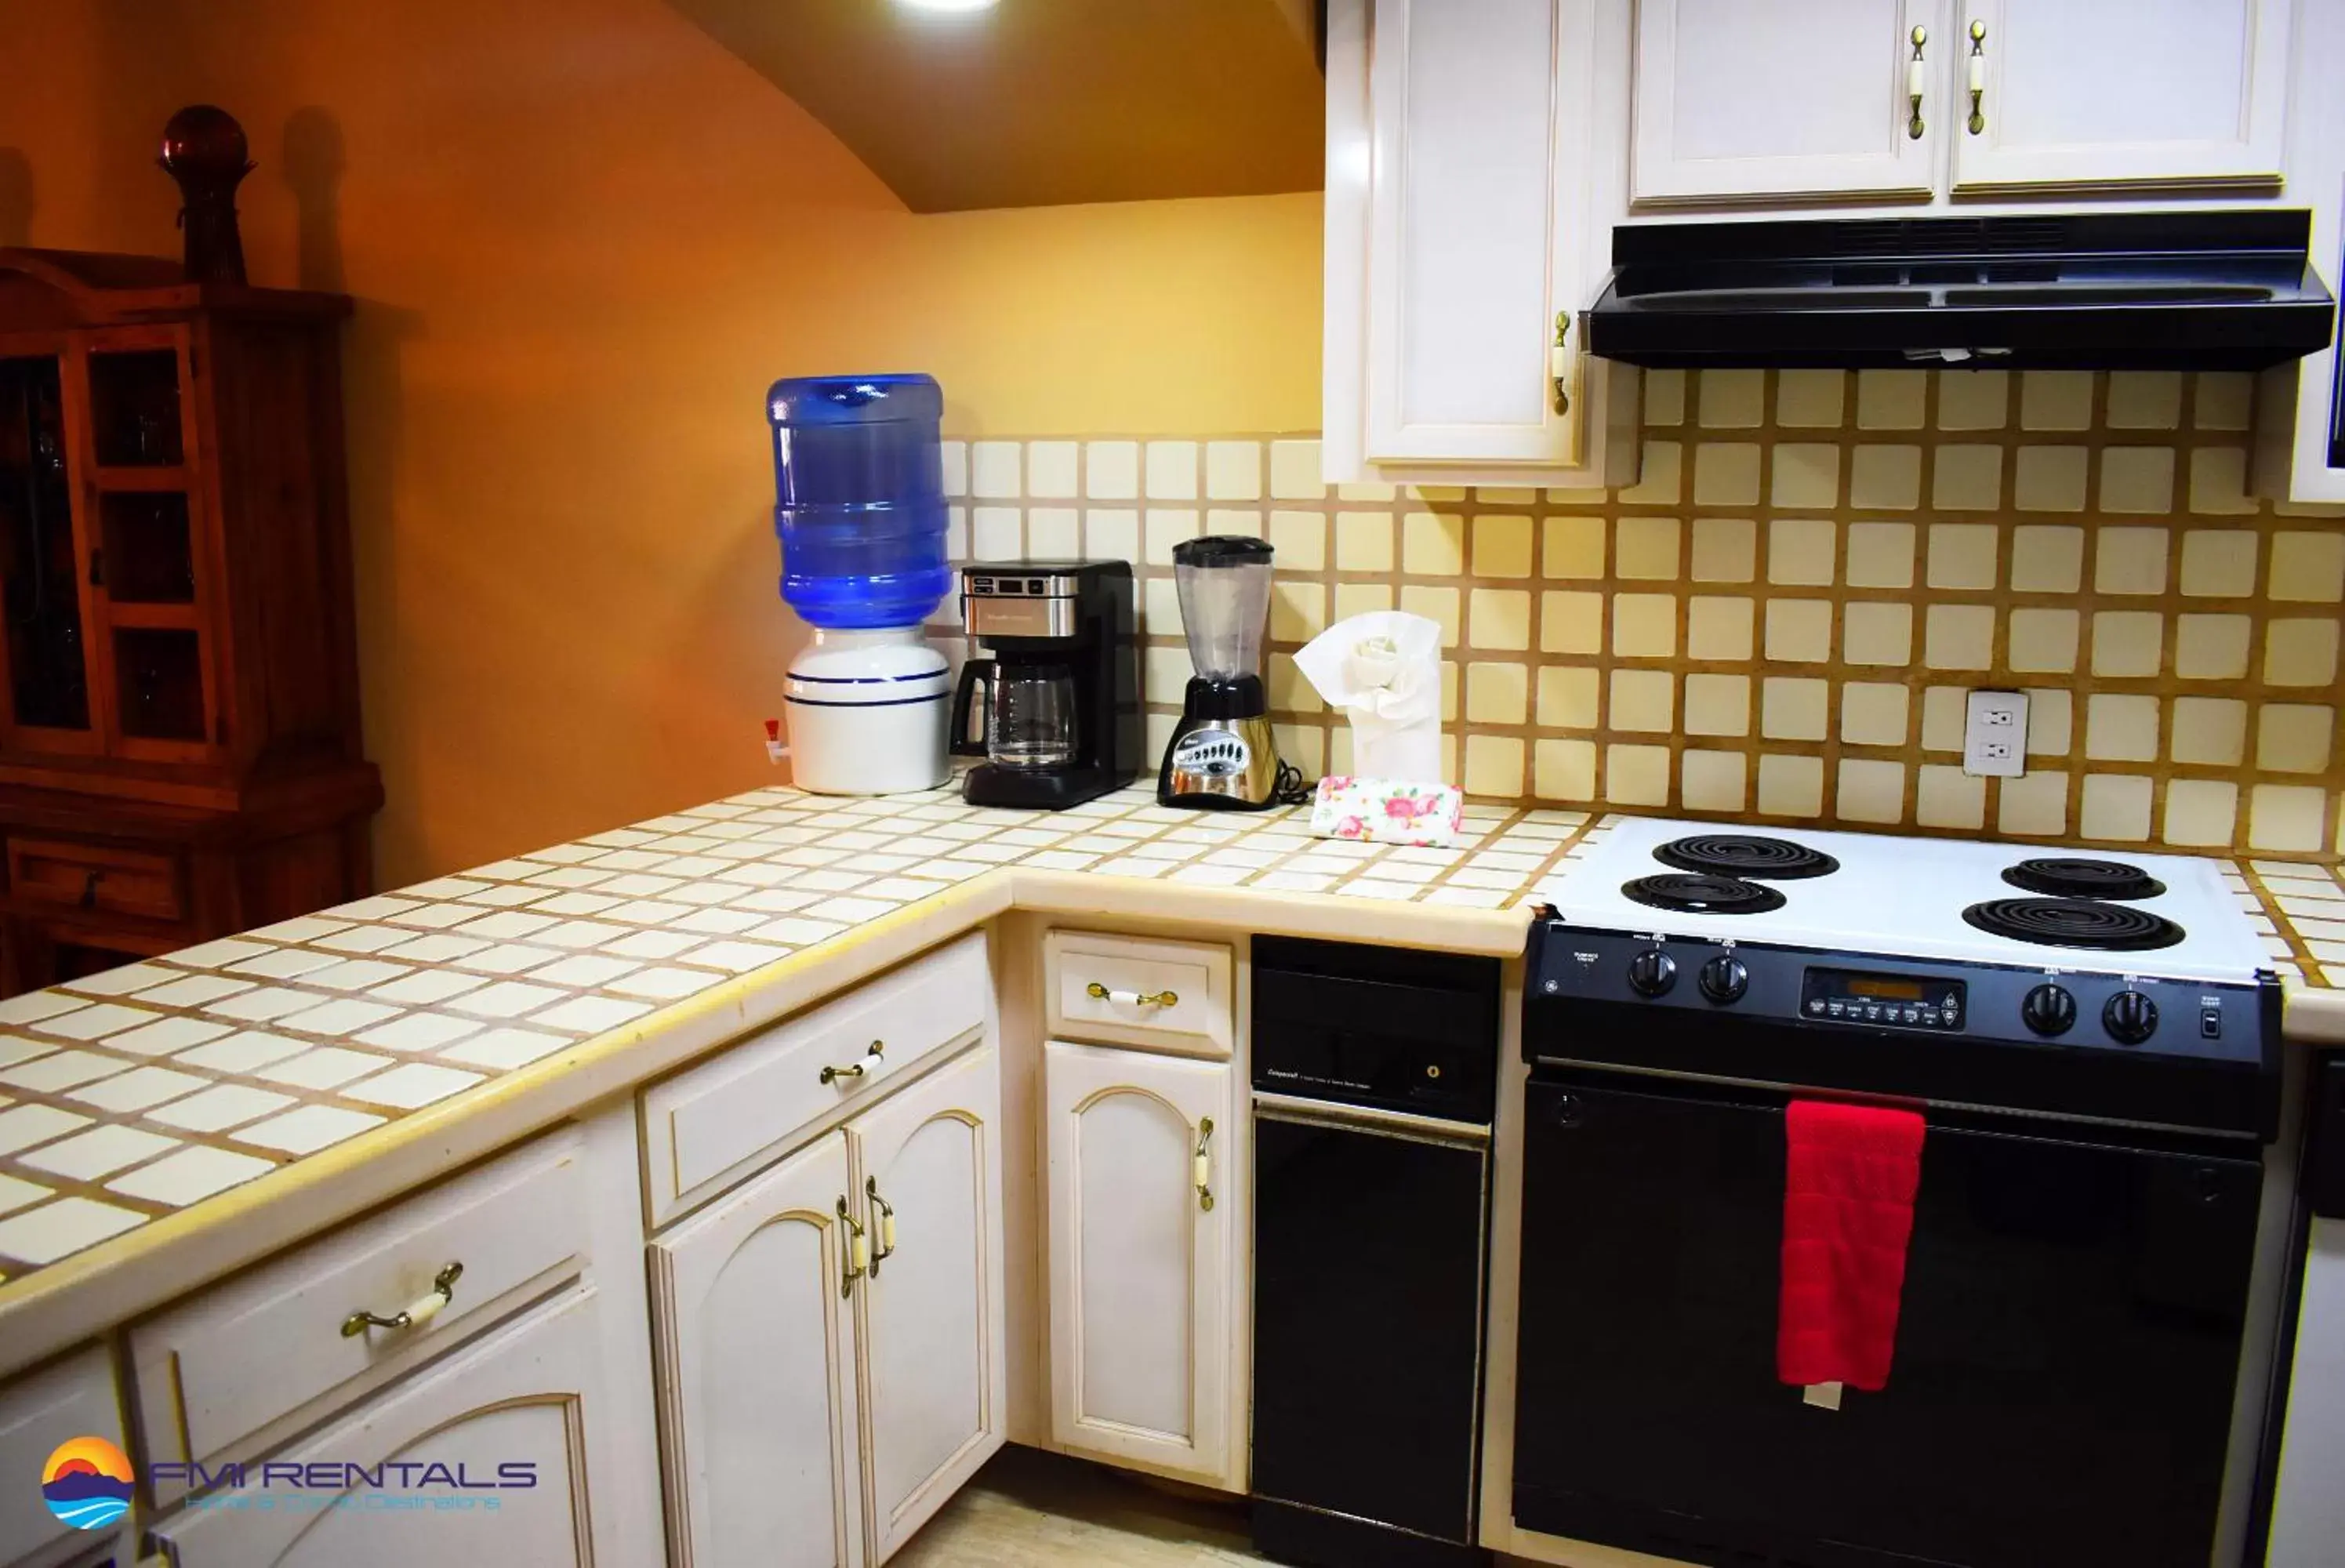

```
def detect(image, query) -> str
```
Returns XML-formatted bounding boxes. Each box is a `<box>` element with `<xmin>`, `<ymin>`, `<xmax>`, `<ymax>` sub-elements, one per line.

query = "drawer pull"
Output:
<box><xmin>80</xmin><ymin>869</ymin><xmax>102</xmax><ymax>909</ymax></box>
<box><xmin>819</xmin><ymin>1040</ymin><xmax>885</xmax><ymax>1086</ymax></box>
<box><xmin>1194</xmin><ymin>1116</ymin><xmax>1215</xmax><ymax>1212</ymax></box>
<box><xmin>340</xmin><ymin>1261</ymin><xmax>464</xmax><ymax>1338</ymax></box>
<box><xmin>1087</xmin><ymin>982</ymin><xmax>1179</xmax><ymax>1009</ymax></box>
<box><xmin>837</xmin><ymin>1196</ymin><xmax>869</xmax><ymax>1297</ymax></box>
<box><xmin>866</xmin><ymin>1177</ymin><xmax>897</xmax><ymax>1273</ymax></box>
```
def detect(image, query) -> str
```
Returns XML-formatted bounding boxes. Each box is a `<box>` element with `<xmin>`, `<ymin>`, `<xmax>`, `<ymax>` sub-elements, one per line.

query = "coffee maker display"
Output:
<box><xmin>950</xmin><ymin>561</ymin><xmax>1139</xmax><ymax>808</ymax></box>
<box><xmin>1160</xmin><ymin>535</ymin><xmax>1287</xmax><ymax>810</ymax></box>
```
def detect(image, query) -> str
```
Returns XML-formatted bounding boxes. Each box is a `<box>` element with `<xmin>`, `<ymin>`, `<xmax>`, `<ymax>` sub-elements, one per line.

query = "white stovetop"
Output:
<box><xmin>1535</xmin><ymin>818</ymin><xmax>2273</xmax><ymax>984</ymax></box>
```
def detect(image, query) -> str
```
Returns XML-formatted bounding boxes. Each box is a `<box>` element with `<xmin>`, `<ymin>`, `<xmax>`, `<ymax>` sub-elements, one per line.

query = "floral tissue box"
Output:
<box><xmin>1309</xmin><ymin>775</ymin><xmax>1464</xmax><ymax>847</ymax></box>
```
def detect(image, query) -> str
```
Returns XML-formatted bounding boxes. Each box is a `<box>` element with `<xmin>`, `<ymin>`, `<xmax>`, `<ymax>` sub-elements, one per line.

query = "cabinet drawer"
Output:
<box><xmin>1044</xmin><ymin>930</ymin><xmax>1233</xmax><ymax>1059</ymax></box>
<box><xmin>130</xmin><ymin>1126</ymin><xmax>592</xmax><ymax>1498</ymax></box>
<box><xmin>9</xmin><ymin>837</ymin><xmax>183</xmax><ymax>922</ymax></box>
<box><xmin>0</xmin><ymin>1345</ymin><xmax>124</xmax><ymax>1562</ymax></box>
<box><xmin>642</xmin><ymin>930</ymin><xmax>989</xmax><ymax>1225</ymax></box>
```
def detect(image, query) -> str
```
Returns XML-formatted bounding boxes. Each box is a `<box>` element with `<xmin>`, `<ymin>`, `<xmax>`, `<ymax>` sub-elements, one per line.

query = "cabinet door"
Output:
<box><xmin>848</xmin><ymin>1043</ymin><xmax>1005</xmax><ymax>1563</ymax></box>
<box><xmin>1356</xmin><ymin>0</ymin><xmax>1594</xmax><ymax>467</ymax></box>
<box><xmin>1044</xmin><ymin>1041</ymin><xmax>1235</xmax><ymax>1483</ymax></box>
<box><xmin>151</xmin><ymin>1286</ymin><xmax>655</xmax><ymax>1568</ymax></box>
<box><xmin>0</xmin><ymin>347</ymin><xmax>102</xmax><ymax>758</ymax></box>
<box><xmin>1951</xmin><ymin>0</ymin><xmax>2291</xmax><ymax>191</ymax></box>
<box><xmin>79</xmin><ymin>326</ymin><xmax>222</xmax><ymax>767</ymax></box>
<box><xmin>649</xmin><ymin>1134</ymin><xmax>865</xmax><ymax>1568</ymax></box>
<box><xmin>1633</xmin><ymin>0</ymin><xmax>1943</xmax><ymax>203</ymax></box>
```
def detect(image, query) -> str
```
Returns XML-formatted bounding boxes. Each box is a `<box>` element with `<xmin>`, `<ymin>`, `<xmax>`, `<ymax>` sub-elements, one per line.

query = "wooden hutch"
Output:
<box><xmin>0</xmin><ymin>248</ymin><xmax>379</xmax><ymax>993</ymax></box>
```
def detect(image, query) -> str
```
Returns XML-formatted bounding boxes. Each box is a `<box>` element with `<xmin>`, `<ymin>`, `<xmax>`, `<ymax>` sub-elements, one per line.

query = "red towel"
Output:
<box><xmin>1777</xmin><ymin>1098</ymin><xmax>1926</xmax><ymax>1393</ymax></box>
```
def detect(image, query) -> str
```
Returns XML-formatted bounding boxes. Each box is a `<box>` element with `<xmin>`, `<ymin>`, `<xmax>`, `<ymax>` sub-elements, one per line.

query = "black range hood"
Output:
<box><xmin>1586</xmin><ymin>209</ymin><xmax>2335</xmax><ymax>372</ymax></box>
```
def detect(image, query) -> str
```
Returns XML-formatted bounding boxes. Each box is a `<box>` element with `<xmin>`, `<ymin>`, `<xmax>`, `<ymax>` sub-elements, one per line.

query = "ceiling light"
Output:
<box><xmin>895</xmin><ymin>0</ymin><xmax>998</xmax><ymax>13</ymax></box>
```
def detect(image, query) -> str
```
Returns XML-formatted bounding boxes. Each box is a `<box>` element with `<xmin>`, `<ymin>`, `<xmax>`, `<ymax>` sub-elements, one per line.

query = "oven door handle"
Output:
<box><xmin>1252</xmin><ymin>1091</ymin><xmax>1490</xmax><ymax>1147</ymax></box>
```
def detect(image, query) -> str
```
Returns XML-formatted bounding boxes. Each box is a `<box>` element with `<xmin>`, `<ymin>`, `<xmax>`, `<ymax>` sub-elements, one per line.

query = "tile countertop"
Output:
<box><xmin>0</xmin><ymin>779</ymin><xmax>2341</xmax><ymax>1375</ymax></box>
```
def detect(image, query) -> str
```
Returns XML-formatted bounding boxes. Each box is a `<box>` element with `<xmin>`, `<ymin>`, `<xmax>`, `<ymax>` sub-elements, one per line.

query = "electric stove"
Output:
<box><xmin>1512</xmin><ymin>818</ymin><xmax>2296</xmax><ymax>1568</ymax></box>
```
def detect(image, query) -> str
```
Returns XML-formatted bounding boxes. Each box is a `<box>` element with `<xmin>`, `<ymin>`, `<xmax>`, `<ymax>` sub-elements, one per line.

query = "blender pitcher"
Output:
<box><xmin>1160</xmin><ymin>535</ymin><xmax>1283</xmax><ymax>808</ymax></box>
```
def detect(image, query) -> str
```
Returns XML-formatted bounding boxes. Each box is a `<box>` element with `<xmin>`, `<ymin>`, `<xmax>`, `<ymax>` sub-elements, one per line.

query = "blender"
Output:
<box><xmin>1160</xmin><ymin>535</ymin><xmax>1283</xmax><ymax>809</ymax></box>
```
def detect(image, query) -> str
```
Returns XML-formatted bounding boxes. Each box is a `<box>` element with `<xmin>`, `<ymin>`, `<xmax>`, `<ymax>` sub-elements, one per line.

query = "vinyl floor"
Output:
<box><xmin>891</xmin><ymin>1446</ymin><xmax>1276</xmax><ymax>1566</ymax></box>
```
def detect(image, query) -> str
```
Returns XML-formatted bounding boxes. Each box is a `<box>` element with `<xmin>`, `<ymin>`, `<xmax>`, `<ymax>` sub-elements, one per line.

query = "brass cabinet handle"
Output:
<box><xmin>1549</xmin><ymin>312</ymin><xmax>1572</xmax><ymax>416</ymax></box>
<box><xmin>866</xmin><ymin>1177</ymin><xmax>896</xmax><ymax>1275</ymax></box>
<box><xmin>837</xmin><ymin>1196</ymin><xmax>868</xmax><ymax>1298</ymax></box>
<box><xmin>1087</xmin><ymin>982</ymin><xmax>1178</xmax><ymax>1008</ymax></box>
<box><xmin>1966</xmin><ymin>18</ymin><xmax>1987</xmax><ymax>134</ymax></box>
<box><xmin>1907</xmin><ymin>25</ymin><xmax>1929</xmax><ymax>140</ymax></box>
<box><xmin>342</xmin><ymin>1261</ymin><xmax>463</xmax><ymax>1338</ymax></box>
<box><xmin>1193</xmin><ymin>1117</ymin><xmax>1216</xmax><ymax>1212</ymax></box>
<box><xmin>820</xmin><ymin>1040</ymin><xmax>884</xmax><ymax>1085</ymax></box>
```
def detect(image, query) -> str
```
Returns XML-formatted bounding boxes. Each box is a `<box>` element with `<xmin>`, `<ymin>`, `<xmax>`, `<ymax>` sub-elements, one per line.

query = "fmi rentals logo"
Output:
<box><xmin>40</xmin><ymin>1435</ymin><xmax>540</xmax><ymax>1527</ymax></box>
<box><xmin>42</xmin><ymin>1437</ymin><xmax>132</xmax><ymax>1531</ymax></box>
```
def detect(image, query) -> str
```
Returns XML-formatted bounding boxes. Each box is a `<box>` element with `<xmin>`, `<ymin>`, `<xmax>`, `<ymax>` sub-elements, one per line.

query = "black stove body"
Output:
<box><xmin>1511</xmin><ymin>914</ymin><xmax>2290</xmax><ymax>1568</ymax></box>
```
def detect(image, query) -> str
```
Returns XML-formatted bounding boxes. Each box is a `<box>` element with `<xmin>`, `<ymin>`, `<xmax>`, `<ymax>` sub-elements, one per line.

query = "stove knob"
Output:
<box><xmin>1699</xmin><ymin>955</ymin><xmax>1748</xmax><ymax>1004</ymax></box>
<box><xmin>1627</xmin><ymin>949</ymin><xmax>1677</xmax><ymax>998</ymax></box>
<box><xmin>2104</xmin><ymin>989</ymin><xmax>2158</xmax><ymax>1046</ymax></box>
<box><xmin>2021</xmin><ymin>983</ymin><xmax>2077</xmax><ymax>1037</ymax></box>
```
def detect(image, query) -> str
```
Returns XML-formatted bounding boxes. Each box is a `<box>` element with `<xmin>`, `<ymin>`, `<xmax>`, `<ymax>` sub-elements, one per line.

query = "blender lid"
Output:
<box><xmin>1173</xmin><ymin>535</ymin><xmax>1275</xmax><ymax>568</ymax></box>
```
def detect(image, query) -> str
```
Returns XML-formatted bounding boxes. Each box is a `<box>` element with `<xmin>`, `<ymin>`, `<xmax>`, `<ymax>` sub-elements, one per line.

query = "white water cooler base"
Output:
<box><xmin>782</xmin><ymin>626</ymin><xmax>950</xmax><ymax>795</ymax></box>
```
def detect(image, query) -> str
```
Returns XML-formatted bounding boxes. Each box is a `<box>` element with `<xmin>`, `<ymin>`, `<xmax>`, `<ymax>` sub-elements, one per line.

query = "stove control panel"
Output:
<box><xmin>1528</xmin><ymin>925</ymin><xmax>2268</xmax><ymax>1067</ymax></box>
<box><xmin>1801</xmin><ymin>968</ymin><xmax>1965</xmax><ymax>1031</ymax></box>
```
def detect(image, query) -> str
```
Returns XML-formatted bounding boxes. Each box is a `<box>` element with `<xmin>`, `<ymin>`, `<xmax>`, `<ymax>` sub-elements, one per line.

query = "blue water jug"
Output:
<box><xmin>767</xmin><ymin>373</ymin><xmax>953</xmax><ymax>630</ymax></box>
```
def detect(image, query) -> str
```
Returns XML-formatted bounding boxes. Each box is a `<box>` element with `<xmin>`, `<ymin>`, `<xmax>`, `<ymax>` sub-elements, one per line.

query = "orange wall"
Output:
<box><xmin>0</xmin><ymin>0</ymin><xmax>1322</xmax><ymax>883</ymax></box>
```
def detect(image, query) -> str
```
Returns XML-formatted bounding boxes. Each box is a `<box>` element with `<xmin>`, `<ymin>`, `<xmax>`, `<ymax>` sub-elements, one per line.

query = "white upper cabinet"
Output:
<box><xmin>1625</xmin><ymin>0</ymin><xmax>2296</xmax><ymax>209</ymax></box>
<box><xmin>1323</xmin><ymin>0</ymin><xmax>1635</xmax><ymax>488</ymax></box>
<box><xmin>1633</xmin><ymin>0</ymin><xmax>1943</xmax><ymax>203</ymax></box>
<box><xmin>1951</xmin><ymin>0</ymin><xmax>2292</xmax><ymax>192</ymax></box>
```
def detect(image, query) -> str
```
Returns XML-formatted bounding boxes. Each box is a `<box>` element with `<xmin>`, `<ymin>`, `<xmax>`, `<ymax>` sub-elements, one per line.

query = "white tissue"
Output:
<box><xmin>1292</xmin><ymin>611</ymin><xmax>1446</xmax><ymax>782</ymax></box>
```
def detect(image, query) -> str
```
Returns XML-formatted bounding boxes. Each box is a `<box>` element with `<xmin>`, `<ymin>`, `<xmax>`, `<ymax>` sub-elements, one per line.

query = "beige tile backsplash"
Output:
<box><xmin>937</xmin><ymin>368</ymin><xmax>2345</xmax><ymax>858</ymax></box>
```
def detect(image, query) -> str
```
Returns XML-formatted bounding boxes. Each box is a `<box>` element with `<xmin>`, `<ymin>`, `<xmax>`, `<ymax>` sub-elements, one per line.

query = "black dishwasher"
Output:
<box><xmin>1249</xmin><ymin>935</ymin><xmax>1500</xmax><ymax>1568</ymax></box>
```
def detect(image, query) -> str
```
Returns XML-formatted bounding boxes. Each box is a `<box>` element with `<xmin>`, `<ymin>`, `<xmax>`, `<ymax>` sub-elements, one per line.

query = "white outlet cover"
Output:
<box><xmin>1963</xmin><ymin>690</ymin><xmax>2028</xmax><ymax>778</ymax></box>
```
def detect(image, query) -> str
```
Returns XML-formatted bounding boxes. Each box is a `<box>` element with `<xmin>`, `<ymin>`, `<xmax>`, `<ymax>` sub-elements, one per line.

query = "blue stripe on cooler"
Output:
<box><xmin>788</xmin><ymin>670</ymin><xmax>944</xmax><ymax>684</ymax></box>
<box><xmin>783</xmin><ymin>691</ymin><xmax>949</xmax><ymax>710</ymax></box>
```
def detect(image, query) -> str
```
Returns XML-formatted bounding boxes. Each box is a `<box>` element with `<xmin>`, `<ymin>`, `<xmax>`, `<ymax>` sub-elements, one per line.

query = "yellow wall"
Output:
<box><xmin>0</xmin><ymin>0</ymin><xmax>1322</xmax><ymax>883</ymax></box>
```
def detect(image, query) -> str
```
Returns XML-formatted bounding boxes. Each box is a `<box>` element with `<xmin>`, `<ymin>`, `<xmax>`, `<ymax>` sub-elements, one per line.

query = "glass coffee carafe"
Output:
<box><xmin>957</xmin><ymin>658</ymin><xmax>1078</xmax><ymax>770</ymax></box>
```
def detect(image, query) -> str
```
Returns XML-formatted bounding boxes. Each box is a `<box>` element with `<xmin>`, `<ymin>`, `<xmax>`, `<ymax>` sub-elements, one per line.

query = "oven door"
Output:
<box><xmin>1514</xmin><ymin>1069</ymin><xmax>2263</xmax><ymax>1568</ymax></box>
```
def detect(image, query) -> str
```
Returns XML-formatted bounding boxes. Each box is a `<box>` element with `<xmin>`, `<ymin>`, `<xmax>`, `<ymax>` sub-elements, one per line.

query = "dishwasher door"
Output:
<box><xmin>1251</xmin><ymin>1099</ymin><xmax>1490</xmax><ymax>1564</ymax></box>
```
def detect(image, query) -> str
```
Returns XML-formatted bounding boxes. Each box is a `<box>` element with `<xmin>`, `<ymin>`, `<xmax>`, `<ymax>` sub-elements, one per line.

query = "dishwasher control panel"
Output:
<box><xmin>1252</xmin><ymin>935</ymin><xmax>1501</xmax><ymax>1123</ymax></box>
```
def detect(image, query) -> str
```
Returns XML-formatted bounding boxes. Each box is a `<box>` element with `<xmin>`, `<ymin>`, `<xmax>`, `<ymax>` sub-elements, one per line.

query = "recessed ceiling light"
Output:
<box><xmin>896</xmin><ymin>0</ymin><xmax>998</xmax><ymax>12</ymax></box>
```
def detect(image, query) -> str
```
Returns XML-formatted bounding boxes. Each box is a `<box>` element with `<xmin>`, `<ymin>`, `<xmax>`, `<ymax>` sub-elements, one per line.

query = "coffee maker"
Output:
<box><xmin>950</xmin><ymin>561</ymin><xmax>1139</xmax><ymax>808</ymax></box>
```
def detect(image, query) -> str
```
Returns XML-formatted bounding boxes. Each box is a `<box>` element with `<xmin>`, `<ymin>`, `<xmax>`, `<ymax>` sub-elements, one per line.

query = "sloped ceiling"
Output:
<box><xmin>664</xmin><ymin>0</ymin><xmax>1325</xmax><ymax>212</ymax></box>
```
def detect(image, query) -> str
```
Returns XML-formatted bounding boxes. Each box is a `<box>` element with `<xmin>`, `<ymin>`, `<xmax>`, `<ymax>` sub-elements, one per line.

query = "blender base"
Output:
<box><xmin>1159</xmin><ymin>711</ymin><xmax>1282</xmax><ymax>809</ymax></box>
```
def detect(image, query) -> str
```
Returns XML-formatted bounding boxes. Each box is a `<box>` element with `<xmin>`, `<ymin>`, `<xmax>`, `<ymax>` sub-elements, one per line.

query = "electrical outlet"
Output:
<box><xmin>1963</xmin><ymin>690</ymin><xmax>2028</xmax><ymax>778</ymax></box>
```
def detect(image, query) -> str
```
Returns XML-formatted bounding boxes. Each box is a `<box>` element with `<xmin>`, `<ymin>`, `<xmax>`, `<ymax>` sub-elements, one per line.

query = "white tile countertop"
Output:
<box><xmin>0</xmin><ymin>779</ymin><xmax>2341</xmax><ymax>1376</ymax></box>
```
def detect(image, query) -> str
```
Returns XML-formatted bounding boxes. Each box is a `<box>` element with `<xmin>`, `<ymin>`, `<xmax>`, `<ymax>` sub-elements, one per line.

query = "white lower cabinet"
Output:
<box><xmin>1043</xmin><ymin>1040</ymin><xmax>1238</xmax><ymax>1486</ymax></box>
<box><xmin>141</xmin><ymin>1103</ymin><xmax>661</xmax><ymax>1568</ymax></box>
<box><xmin>649</xmin><ymin>1134</ymin><xmax>866</xmax><ymax>1568</ymax></box>
<box><xmin>851</xmin><ymin>1042</ymin><xmax>1008</xmax><ymax>1559</ymax></box>
<box><xmin>650</xmin><ymin>1039</ymin><xmax>1006</xmax><ymax>1566</ymax></box>
<box><xmin>0</xmin><ymin>1346</ymin><xmax>127</xmax><ymax>1568</ymax></box>
<box><xmin>151</xmin><ymin>1286</ymin><xmax>644</xmax><ymax>1567</ymax></box>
